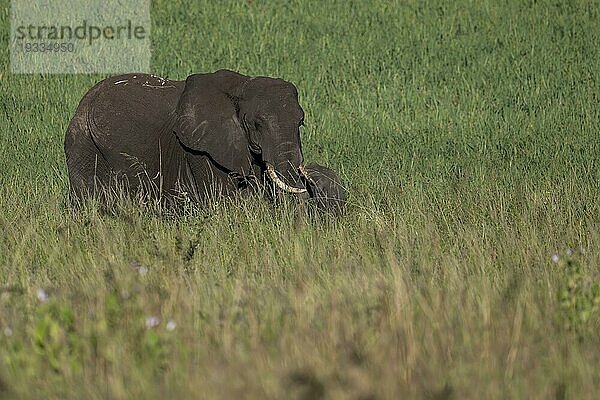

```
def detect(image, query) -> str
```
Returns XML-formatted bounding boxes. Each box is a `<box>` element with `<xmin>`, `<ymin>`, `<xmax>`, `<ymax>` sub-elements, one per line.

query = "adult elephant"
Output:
<box><xmin>64</xmin><ymin>69</ymin><xmax>345</xmax><ymax>213</ymax></box>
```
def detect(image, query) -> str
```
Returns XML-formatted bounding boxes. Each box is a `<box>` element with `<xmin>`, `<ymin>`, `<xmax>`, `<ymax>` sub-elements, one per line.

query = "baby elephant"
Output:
<box><xmin>299</xmin><ymin>163</ymin><xmax>346</xmax><ymax>215</ymax></box>
<box><xmin>64</xmin><ymin>69</ymin><xmax>346</xmax><ymax>214</ymax></box>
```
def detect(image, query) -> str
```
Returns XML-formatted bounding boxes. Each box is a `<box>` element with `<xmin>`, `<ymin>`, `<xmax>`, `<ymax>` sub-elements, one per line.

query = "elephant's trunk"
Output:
<box><xmin>259</xmin><ymin>119</ymin><xmax>307</xmax><ymax>193</ymax></box>
<box><xmin>266</xmin><ymin>164</ymin><xmax>306</xmax><ymax>194</ymax></box>
<box><xmin>262</xmin><ymin>131</ymin><xmax>307</xmax><ymax>193</ymax></box>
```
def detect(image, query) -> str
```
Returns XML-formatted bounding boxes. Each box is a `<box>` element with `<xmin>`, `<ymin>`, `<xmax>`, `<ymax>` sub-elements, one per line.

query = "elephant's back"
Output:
<box><xmin>66</xmin><ymin>73</ymin><xmax>187</xmax><ymax>191</ymax></box>
<box><xmin>88</xmin><ymin>74</ymin><xmax>185</xmax><ymax>146</ymax></box>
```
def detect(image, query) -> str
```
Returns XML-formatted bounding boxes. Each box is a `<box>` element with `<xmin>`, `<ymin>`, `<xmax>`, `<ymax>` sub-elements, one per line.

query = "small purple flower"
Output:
<box><xmin>146</xmin><ymin>316</ymin><xmax>160</xmax><ymax>328</ymax></box>
<box><xmin>36</xmin><ymin>288</ymin><xmax>49</xmax><ymax>302</ymax></box>
<box><xmin>551</xmin><ymin>254</ymin><xmax>560</xmax><ymax>263</ymax></box>
<box><xmin>583</xmin><ymin>280</ymin><xmax>591</xmax><ymax>289</ymax></box>
<box><xmin>566</xmin><ymin>248</ymin><xmax>573</xmax><ymax>256</ymax></box>
<box><xmin>166</xmin><ymin>320</ymin><xmax>176</xmax><ymax>331</ymax></box>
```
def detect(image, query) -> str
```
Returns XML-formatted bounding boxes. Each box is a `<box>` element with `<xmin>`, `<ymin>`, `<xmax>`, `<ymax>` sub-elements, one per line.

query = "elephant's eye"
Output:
<box><xmin>254</xmin><ymin>116</ymin><xmax>266</xmax><ymax>130</ymax></box>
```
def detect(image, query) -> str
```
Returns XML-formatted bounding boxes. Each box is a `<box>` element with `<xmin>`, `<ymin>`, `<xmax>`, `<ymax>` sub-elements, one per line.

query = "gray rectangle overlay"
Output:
<box><xmin>10</xmin><ymin>0</ymin><xmax>151</xmax><ymax>74</ymax></box>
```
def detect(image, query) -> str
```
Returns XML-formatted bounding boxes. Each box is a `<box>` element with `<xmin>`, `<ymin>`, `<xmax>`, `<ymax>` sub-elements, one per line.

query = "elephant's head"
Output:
<box><xmin>174</xmin><ymin>69</ymin><xmax>306</xmax><ymax>193</ymax></box>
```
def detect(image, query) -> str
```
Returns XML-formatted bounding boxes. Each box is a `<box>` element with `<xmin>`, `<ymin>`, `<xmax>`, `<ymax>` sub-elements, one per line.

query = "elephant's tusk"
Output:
<box><xmin>266</xmin><ymin>164</ymin><xmax>307</xmax><ymax>194</ymax></box>
<box><xmin>298</xmin><ymin>164</ymin><xmax>312</xmax><ymax>182</ymax></box>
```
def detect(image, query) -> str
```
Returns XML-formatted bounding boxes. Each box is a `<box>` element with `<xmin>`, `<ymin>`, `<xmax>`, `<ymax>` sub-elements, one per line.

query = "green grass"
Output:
<box><xmin>1</xmin><ymin>0</ymin><xmax>599</xmax><ymax>398</ymax></box>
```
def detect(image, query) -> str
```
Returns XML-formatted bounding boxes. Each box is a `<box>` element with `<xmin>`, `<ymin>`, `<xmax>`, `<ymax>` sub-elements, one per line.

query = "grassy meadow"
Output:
<box><xmin>1</xmin><ymin>0</ymin><xmax>599</xmax><ymax>398</ymax></box>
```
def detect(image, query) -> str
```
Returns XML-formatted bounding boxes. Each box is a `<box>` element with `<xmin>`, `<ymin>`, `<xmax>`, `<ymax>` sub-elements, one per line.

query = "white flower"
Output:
<box><xmin>566</xmin><ymin>248</ymin><xmax>573</xmax><ymax>256</ymax></box>
<box><xmin>3</xmin><ymin>327</ymin><xmax>13</xmax><ymax>337</ymax></box>
<box><xmin>131</xmin><ymin>262</ymin><xmax>148</xmax><ymax>276</ymax></box>
<box><xmin>146</xmin><ymin>316</ymin><xmax>160</xmax><ymax>328</ymax></box>
<box><xmin>36</xmin><ymin>288</ymin><xmax>49</xmax><ymax>302</ymax></box>
<box><xmin>551</xmin><ymin>254</ymin><xmax>560</xmax><ymax>263</ymax></box>
<box><xmin>166</xmin><ymin>320</ymin><xmax>176</xmax><ymax>331</ymax></box>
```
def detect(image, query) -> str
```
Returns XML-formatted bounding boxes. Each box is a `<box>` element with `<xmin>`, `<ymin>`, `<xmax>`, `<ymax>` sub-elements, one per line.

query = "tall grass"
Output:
<box><xmin>0</xmin><ymin>0</ymin><xmax>599</xmax><ymax>398</ymax></box>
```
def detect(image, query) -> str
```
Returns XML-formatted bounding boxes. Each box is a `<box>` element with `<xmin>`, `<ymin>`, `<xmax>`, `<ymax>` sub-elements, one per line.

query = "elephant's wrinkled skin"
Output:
<box><xmin>64</xmin><ymin>69</ymin><xmax>346</xmax><ymax>212</ymax></box>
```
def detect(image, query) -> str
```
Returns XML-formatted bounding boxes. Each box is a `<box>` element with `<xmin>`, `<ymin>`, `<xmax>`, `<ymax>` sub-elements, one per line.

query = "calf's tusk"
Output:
<box><xmin>266</xmin><ymin>164</ymin><xmax>307</xmax><ymax>194</ymax></box>
<box><xmin>298</xmin><ymin>164</ymin><xmax>312</xmax><ymax>182</ymax></box>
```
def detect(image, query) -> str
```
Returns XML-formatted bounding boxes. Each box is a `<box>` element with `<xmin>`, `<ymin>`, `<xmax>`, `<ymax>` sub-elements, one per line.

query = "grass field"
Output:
<box><xmin>1</xmin><ymin>0</ymin><xmax>599</xmax><ymax>398</ymax></box>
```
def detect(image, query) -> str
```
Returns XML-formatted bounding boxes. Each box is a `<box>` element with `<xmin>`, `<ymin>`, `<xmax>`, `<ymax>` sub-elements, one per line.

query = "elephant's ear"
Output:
<box><xmin>174</xmin><ymin>69</ymin><xmax>252</xmax><ymax>174</ymax></box>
